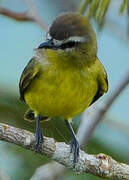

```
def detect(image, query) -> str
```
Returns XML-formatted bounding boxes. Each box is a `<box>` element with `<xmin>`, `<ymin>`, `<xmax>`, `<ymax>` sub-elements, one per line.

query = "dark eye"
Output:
<box><xmin>59</xmin><ymin>41</ymin><xmax>80</xmax><ymax>49</ymax></box>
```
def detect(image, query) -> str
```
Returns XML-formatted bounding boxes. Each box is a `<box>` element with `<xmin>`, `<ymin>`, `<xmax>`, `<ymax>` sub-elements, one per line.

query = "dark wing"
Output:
<box><xmin>19</xmin><ymin>58</ymin><xmax>40</xmax><ymax>101</ymax></box>
<box><xmin>90</xmin><ymin>58</ymin><xmax>108</xmax><ymax>106</ymax></box>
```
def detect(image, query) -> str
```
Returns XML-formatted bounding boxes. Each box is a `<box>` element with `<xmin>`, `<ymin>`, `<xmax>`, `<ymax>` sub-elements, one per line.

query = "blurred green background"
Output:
<box><xmin>0</xmin><ymin>0</ymin><xmax>129</xmax><ymax>179</ymax></box>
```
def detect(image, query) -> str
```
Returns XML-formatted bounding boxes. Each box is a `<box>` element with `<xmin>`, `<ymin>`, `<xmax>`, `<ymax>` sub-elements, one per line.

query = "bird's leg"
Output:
<box><xmin>35</xmin><ymin>114</ymin><xmax>44</xmax><ymax>152</ymax></box>
<box><xmin>65</xmin><ymin>119</ymin><xmax>79</xmax><ymax>164</ymax></box>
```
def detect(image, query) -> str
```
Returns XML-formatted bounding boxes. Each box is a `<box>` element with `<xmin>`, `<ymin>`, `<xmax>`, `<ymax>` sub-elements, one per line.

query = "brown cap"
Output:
<box><xmin>49</xmin><ymin>13</ymin><xmax>95</xmax><ymax>41</ymax></box>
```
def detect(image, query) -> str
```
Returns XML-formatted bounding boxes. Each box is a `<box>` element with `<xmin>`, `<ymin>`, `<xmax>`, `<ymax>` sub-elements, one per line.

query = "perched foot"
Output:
<box><xmin>35</xmin><ymin>114</ymin><xmax>44</xmax><ymax>152</ymax></box>
<box><xmin>35</xmin><ymin>128</ymin><xmax>44</xmax><ymax>152</ymax></box>
<box><xmin>65</xmin><ymin>119</ymin><xmax>80</xmax><ymax>165</ymax></box>
<box><xmin>70</xmin><ymin>137</ymin><xmax>79</xmax><ymax>164</ymax></box>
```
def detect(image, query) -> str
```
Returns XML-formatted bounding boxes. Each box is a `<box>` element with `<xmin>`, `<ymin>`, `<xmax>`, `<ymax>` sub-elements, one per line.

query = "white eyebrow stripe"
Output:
<box><xmin>46</xmin><ymin>32</ymin><xmax>86</xmax><ymax>43</ymax></box>
<box><xmin>45</xmin><ymin>33</ymin><xmax>87</xmax><ymax>49</ymax></box>
<box><xmin>66</xmin><ymin>36</ymin><xmax>86</xmax><ymax>43</ymax></box>
<box><xmin>52</xmin><ymin>36</ymin><xmax>86</xmax><ymax>47</ymax></box>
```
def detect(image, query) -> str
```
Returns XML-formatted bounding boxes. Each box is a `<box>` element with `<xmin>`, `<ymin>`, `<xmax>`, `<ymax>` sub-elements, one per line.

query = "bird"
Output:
<box><xmin>19</xmin><ymin>12</ymin><xmax>108</xmax><ymax>164</ymax></box>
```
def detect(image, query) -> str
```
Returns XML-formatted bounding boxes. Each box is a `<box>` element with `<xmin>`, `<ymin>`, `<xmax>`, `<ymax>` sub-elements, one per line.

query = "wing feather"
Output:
<box><xmin>19</xmin><ymin>58</ymin><xmax>40</xmax><ymax>101</ymax></box>
<box><xmin>90</xmin><ymin>58</ymin><xmax>108</xmax><ymax>106</ymax></box>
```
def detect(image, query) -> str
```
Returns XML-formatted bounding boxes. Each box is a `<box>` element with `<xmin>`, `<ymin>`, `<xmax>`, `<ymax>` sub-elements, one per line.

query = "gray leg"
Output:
<box><xmin>65</xmin><ymin>119</ymin><xmax>79</xmax><ymax>164</ymax></box>
<box><xmin>35</xmin><ymin>114</ymin><xmax>44</xmax><ymax>152</ymax></box>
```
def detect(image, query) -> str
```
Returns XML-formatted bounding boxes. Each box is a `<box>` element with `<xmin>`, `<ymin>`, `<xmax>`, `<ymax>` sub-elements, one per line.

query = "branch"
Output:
<box><xmin>0</xmin><ymin>7</ymin><xmax>32</xmax><ymax>21</ymax></box>
<box><xmin>0</xmin><ymin>123</ymin><xmax>129</xmax><ymax>179</ymax></box>
<box><xmin>24</xmin><ymin>0</ymin><xmax>48</xmax><ymax>31</ymax></box>
<box><xmin>31</xmin><ymin>162</ymin><xmax>65</xmax><ymax>180</ymax></box>
<box><xmin>0</xmin><ymin>1</ymin><xmax>48</xmax><ymax>31</ymax></box>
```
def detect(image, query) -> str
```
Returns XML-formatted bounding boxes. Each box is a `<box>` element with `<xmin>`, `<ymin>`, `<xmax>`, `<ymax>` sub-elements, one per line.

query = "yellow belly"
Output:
<box><xmin>24</xmin><ymin>67</ymin><xmax>98</xmax><ymax>119</ymax></box>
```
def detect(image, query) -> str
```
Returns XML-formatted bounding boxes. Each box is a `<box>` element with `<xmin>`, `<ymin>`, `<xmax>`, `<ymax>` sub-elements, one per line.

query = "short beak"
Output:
<box><xmin>38</xmin><ymin>39</ymin><xmax>54</xmax><ymax>49</ymax></box>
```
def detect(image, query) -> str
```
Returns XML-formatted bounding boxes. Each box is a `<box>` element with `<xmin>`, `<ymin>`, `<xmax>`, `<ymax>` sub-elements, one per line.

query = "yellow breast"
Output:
<box><xmin>24</xmin><ymin>50</ymin><xmax>98</xmax><ymax>119</ymax></box>
<box><xmin>25</xmin><ymin>70</ymin><xmax>98</xmax><ymax>118</ymax></box>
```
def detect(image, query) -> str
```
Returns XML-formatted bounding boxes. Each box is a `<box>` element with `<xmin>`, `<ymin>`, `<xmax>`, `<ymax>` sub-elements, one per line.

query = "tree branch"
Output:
<box><xmin>31</xmin><ymin>162</ymin><xmax>65</xmax><ymax>180</ymax></box>
<box><xmin>0</xmin><ymin>2</ymin><xmax>48</xmax><ymax>31</ymax></box>
<box><xmin>0</xmin><ymin>7</ymin><xmax>32</xmax><ymax>21</ymax></box>
<box><xmin>0</xmin><ymin>123</ymin><xmax>129</xmax><ymax>179</ymax></box>
<box><xmin>24</xmin><ymin>0</ymin><xmax>48</xmax><ymax>31</ymax></box>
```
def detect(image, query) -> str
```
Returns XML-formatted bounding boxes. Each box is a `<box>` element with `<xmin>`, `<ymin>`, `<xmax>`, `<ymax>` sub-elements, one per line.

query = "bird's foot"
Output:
<box><xmin>69</xmin><ymin>138</ymin><xmax>79</xmax><ymax>164</ymax></box>
<box><xmin>35</xmin><ymin>128</ymin><xmax>44</xmax><ymax>152</ymax></box>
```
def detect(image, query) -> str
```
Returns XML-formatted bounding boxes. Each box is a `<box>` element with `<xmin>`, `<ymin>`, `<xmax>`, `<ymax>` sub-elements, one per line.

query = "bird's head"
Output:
<box><xmin>38</xmin><ymin>13</ymin><xmax>97</xmax><ymax>59</ymax></box>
